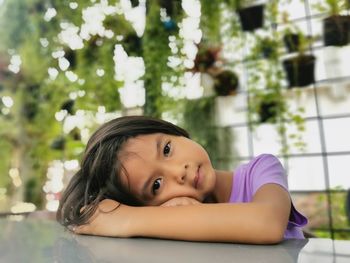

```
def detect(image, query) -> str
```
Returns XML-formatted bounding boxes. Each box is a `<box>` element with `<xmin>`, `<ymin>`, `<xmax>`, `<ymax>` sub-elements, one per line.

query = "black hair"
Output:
<box><xmin>56</xmin><ymin>116</ymin><xmax>189</xmax><ymax>227</ymax></box>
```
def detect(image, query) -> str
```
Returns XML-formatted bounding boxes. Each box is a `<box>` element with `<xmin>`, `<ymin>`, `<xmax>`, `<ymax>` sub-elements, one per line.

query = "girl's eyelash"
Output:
<box><xmin>152</xmin><ymin>178</ymin><xmax>162</xmax><ymax>195</ymax></box>
<box><xmin>163</xmin><ymin>141</ymin><xmax>171</xmax><ymax>156</ymax></box>
<box><xmin>151</xmin><ymin>141</ymin><xmax>170</xmax><ymax>195</ymax></box>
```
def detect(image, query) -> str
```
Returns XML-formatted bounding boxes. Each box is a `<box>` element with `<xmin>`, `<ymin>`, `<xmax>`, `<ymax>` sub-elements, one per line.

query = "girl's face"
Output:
<box><xmin>119</xmin><ymin>133</ymin><xmax>216</xmax><ymax>206</ymax></box>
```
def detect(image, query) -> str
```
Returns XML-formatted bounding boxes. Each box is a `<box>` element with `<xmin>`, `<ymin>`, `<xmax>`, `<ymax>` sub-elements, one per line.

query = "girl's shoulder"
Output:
<box><xmin>234</xmin><ymin>153</ymin><xmax>287</xmax><ymax>195</ymax></box>
<box><xmin>242</xmin><ymin>153</ymin><xmax>282</xmax><ymax>173</ymax></box>
<box><xmin>251</xmin><ymin>153</ymin><xmax>280</xmax><ymax>163</ymax></box>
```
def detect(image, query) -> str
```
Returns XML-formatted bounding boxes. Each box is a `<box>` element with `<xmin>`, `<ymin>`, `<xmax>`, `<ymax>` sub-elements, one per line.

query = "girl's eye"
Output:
<box><xmin>152</xmin><ymin>178</ymin><xmax>162</xmax><ymax>195</ymax></box>
<box><xmin>163</xmin><ymin>142</ymin><xmax>171</xmax><ymax>156</ymax></box>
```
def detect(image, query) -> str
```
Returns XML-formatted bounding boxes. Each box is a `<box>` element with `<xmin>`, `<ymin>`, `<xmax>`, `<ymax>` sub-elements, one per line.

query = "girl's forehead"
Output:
<box><xmin>119</xmin><ymin>134</ymin><xmax>159</xmax><ymax>161</ymax></box>
<box><xmin>123</xmin><ymin>133</ymin><xmax>163</xmax><ymax>151</ymax></box>
<box><xmin>118</xmin><ymin>136</ymin><xmax>159</xmax><ymax>198</ymax></box>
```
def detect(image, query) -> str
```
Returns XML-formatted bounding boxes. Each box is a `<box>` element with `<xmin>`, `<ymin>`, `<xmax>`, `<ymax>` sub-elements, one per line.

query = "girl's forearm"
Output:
<box><xmin>75</xmin><ymin>185</ymin><xmax>290</xmax><ymax>244</ymax></box>
<box><xmin>128</xmin><ymin>203</ymin><xmax>286</xmax><ymax>244</ymax></box>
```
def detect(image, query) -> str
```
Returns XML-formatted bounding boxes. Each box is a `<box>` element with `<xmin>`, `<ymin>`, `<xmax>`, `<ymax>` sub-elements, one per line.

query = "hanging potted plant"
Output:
<box><xmin>283</xmin><ymin>33</ymin><xmax>301</xmax><ymax>53</ymax></box>
<box><xmin>50</xmin><ymin>136</ymin><xmax>66</xmax><ymax>150</ymax></box>
<box><xmin>192</xmin><ymin>44</ymin><xmax>222</xmax><ymax>73</ymax></box>
<box><xmin>249</xmin><ymin>71</ymin><xmax>285</xmax><ymax>125</ymax></box>
<box><xmin>248</xmin><ymin>2</ymin><xmax>281</xmax><ymax>60</ymax></box>
<box><xmin>123</xmin><ymin>32</ymin><xmax>142</xmax><ymax>57</ymax></box>
<box><xmin>60</xmin><ymin>99</ymin><xmax>75</xmax><ymax>115</ymax></box>
<box><xmin>159</xmin><ymin>0</ymin><xmax>182</xmax><ymax>17</ymax></box>
<box><xmin>282</xmin><ymin>33</ymin><xmax>316</xmax><ymax>88</ymax></box>
<box><xmin>256</xmin><ymin>92</ymin><xmax>284</xmax><ymax>123</ymax></box>
<box><xmin>252</xmin><ymin>35</ymin><xmax>280</xmax><ymax>60</ymax></box>
<box><xmin>280</xmin><ymin>12</ymin><xmax>303</xmax><ymax>54</ymax></box>
<box><xmin>192</xmin><ymin>43</ymin><xmax>239</xmax><ymax>97</ymax></box>
<box><xmin>213</xmin><ymin>69</ymin><xmax>239</xmax><ymax>96</ymax></box>
<box><xmin>283</xmin><ymin>56</ymin><xmax>316</xmax><ymax>88</ymax></box>
<box><xmin>130</xmin><ymin>0</ymin><xmax>139</xmax><ymax>8</ymax></box>
<box><xmin>313</xmin><ymin>0</ymin><xmax>350</xmax><ymax>46</ymax></box>
<box><xmin>248</xmin><ymin>60</ymin><xmax>307</xmax><ymax>154</ymax></box>
<box><xmin>64</xmin><ymin>49</ymin><xmax>77</xmax><ymax>70</ymax></box>
<box><xmin>242</xmin><ymin>2</ymin><xmax>307</xmax><ymax>154</ymax></box>
<box><xmin>234</xmin><ymin>0</ymin><xmax>266</xmax><ymax>32</ymax></box>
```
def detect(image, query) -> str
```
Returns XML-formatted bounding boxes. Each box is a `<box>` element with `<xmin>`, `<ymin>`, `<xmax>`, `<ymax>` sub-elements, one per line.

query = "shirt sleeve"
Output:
<box><xmin>247</xmin><ymin>154</ymin><xmax>308</xmax><ymax>229</ymax></box>
<box><xmin>247</xmin><ymin>154</ymin><xmax>288</xmax><ymax>195</ymax></box>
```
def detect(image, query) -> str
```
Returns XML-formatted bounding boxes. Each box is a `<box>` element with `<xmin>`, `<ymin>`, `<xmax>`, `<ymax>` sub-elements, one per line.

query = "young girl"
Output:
<box><xmin>57</xmin><ymin>116</ymin><xmax>307</xmax><ymax>244</ymax></box>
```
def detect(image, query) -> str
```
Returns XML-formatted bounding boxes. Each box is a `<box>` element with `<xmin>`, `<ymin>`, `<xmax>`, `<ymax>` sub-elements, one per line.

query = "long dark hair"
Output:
<box><xmin>56</xmin><ymin>116</ymin><xmax>189</xmax><ymax>227</ymax></box>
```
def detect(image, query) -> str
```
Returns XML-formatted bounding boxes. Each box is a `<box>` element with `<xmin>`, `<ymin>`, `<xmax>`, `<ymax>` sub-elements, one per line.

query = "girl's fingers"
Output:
<box><xmin>69</xmin><ymin>224</ymin><xmax>89</xmax><ymax>235</ymax></box>
<box><xmin>161</xmin><ymin>197</ymin><xmax>201</xmax><ymax>207</ymax></box>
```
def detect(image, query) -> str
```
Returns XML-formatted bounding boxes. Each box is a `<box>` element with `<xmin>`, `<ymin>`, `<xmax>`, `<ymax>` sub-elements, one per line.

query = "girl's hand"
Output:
<box><xmin>72</xmin><ymin>199</ymin><xmax>131</xmax><ymax>237</ymax></box>
<box><xmin>161</xmin><ymin>197</ymin><xmax>201</xmax><ymax>207</ymax></box>
<box><xmin>72</xmin><ymin>198</ymin><xmax>201</xmax><ymax>237</ymax></box>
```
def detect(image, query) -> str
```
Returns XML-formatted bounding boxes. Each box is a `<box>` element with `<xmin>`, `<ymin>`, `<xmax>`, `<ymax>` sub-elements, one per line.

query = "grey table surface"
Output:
<box><xmin>0</xmin><ymin>218</ymin><xmax>349</xmax><ymax>263</ymax></box>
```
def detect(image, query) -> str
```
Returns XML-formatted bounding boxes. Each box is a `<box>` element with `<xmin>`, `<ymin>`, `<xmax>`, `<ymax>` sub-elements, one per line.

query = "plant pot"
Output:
<box><xmin>84</xmin><ymin>36</ymin><xmax>99</xmax><ymax>63</ymax></box>
<box><xmin>261</xmin><ymin>45</ymin><xmax>275</xmax><ymax>59</ymax></box>
<box><xmin>64</xmin><ymin>49</ymin><xmax>77</xmax><ymax>69</ymax></box>
<box><xmin>258</xmin><ymin>100</ymin><xmax>279</xmax><ymax>123</ymax></box>
<box><xmin>70</xmin><ymin>127</ymin><xmax>81</xmax><ymax>141</ymax></box>
<box><xmin>60</xmin><ymin>99</ymin><xmax>75</xmax><ymax>115</ymax></box>
<box><xmin>51</xmin><ymin>137</ymin><xmax>66</xmax><ymax>150</ymax></box>
<box><xmin>283</xmin><ymin>33</ymin><xmax>300</xmax><ymax>53</ymax></box>
<box><xmin>22</xmin><ymin>101</ymin><xmax>38</xmax><ymax>120</ymax></box>
<box><xmin>163</xmin><ymin>19</ymin><xmax>177</xmax><ymax>31</ymax></box>
<box><xmin>123</xmin><ymin>33</ymin><xmax>142</xmax><ymax>57</ymax></box>
<box><xmin>258</xmin><ymin>39</ymin><xmax>278</xmax><ymax>59</ymax></box>
<box><xmin>283</xmin><ymin>55</ymin><xmax>316</xmax><ymax>88</ymax></box>
<box><xmin>193</xmin><ymin>46</ymin><xmax>221</xmax><ymax>72</ymax></box>
<box><xmin>323</xmin><ymin>15</ymin><xmax>350</xmax><ymax>46</ymax></box>
<box><xmin>130</xmin><ymin>0</ymin><xmax>138</xmax><ymax>8</ymax></box>
<box><xmin>237</xmin><ymin>5</ymin><xmax>265</xmax><ymax>32</ymax></box>
<box><xmin>214</xmin><ymin>70</ymin><xmax>239</xmax><ymax>96</ymax></box>
<box><xmin>159</xmin><ymin>0</ymin><xmax>182</xmax><ymax>16</ymax></box>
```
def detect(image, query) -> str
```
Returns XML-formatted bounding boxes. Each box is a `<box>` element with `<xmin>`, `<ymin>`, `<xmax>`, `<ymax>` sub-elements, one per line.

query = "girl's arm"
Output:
<box><xmin>74</xmin><ymin>184</ymin><xmax>291</xmax><ymax>244</ymax></box>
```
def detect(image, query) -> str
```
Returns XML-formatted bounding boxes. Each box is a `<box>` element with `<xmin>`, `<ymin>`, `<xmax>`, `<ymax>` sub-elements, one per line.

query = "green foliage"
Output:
<box><xmin>200</xmin><ymin>0</ymin><xmax>222</xmax><ymax>43</ymax></box>
<box><xmin>143</xmin><ymin>1</ymin><xmax>170</xmax><ymax>117</ymax></box>
<box><xmin>312</xmin><ymin>0</ymin><xmax>350</xmax><ymax>15</ymax></box>
<box><xmin>0</xmin><ymin>0</ymin><xmax>31</xmax><ymax>50</ymax></box>
<box><xmin>143</xmin><ymin>0</ymin><xmax>184</xmax><ymax>117</ymax></box>
<box><xmin>0</xmin><ymin>0</ymin><xmax>311</xmax><ymax>213</ymax></box>
<box><xmin>0</xmin><ymin>140</ymin><xmax>12</xmax><ymax>188</ymax></box>
<box><xmin>0</xmin><ymin>0</ymin><xmax>130</xmax><ymax>208</ymax></box>
<box><xmin>230</xmin><ymin>0</ymin><xmax>259</xmax><ymax>9</ymax></box>
<box><xmin>182</xmin><ymin>96</ymin><xmax>217</xmax><ymax>152</ymax></box>
<box><xmin>314</xmin><ymin>191</ymin><xmax>350</xmax><ymax>240</ymax></box>
<box><xmin>251</xmin><ymin>35</ymin><xmax>280</xmax><ymax>60</ymax></box>
<box><xmin>180</xmin><ymin>96</ymin><xmax>235</xmax><ymax>170</ymax></box>
<box><xmin>244</xmin><ymin>0</ymin><xmax>308</xmax><ymax>155</ymax></box>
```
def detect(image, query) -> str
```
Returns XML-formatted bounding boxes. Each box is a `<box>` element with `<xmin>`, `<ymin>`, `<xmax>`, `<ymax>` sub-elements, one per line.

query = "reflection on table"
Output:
<box><xmin>0</xmin><ymin>218</ymin><xmax>349</xmax><ymax>263</ymax></box>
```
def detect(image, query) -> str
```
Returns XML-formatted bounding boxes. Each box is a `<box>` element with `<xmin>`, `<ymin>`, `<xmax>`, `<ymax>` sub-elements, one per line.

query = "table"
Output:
<box><xmin>0</xmin><ymin>218</ymin><xmax>349</xmax><ymax>262</ymax></box>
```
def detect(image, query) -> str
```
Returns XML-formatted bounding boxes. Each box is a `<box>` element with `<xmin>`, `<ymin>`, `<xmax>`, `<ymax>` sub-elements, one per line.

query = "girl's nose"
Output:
<box><xmin>164</xmin><ymin>163</ymin><xmax>188</xmax><ymax>184</ymax></box>
<box><xmin>176</xmin><ymin>164</ymin><xmax>188</xmax><ymax>184</ymax></box>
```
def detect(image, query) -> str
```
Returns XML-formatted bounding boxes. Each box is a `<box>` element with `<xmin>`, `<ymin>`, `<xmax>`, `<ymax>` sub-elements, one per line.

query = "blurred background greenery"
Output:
<box><xmin>0</xmin><ymin>0</ymin><xmax>236</xmax><ymax>215</ymax></box>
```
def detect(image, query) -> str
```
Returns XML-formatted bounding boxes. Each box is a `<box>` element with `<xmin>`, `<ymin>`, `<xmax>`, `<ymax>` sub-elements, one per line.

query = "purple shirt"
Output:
<box><xmin>229</xmin><ymin>154</ymin><xmax>308</xmax><ymax>239</ymax></box>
